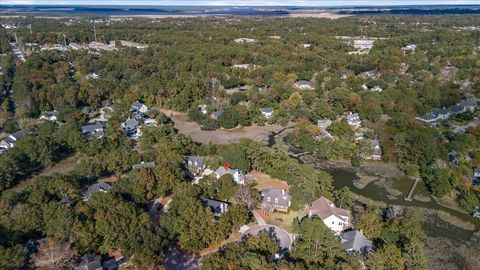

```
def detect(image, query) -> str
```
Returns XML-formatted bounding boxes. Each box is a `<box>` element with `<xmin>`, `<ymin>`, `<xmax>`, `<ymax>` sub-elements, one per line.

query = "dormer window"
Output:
<box><xmin>275</xmin><ymin>198</ymin><xmax>278</xmax><ymax>203</ymax></box>
<box><xmin>267</xmin><ymin>197</ymin><xmax>271</xmax><ymax>202</ymax></box>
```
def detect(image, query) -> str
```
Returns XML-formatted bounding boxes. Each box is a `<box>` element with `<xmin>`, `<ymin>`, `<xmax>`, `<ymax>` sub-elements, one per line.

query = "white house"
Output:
<box><xmin>317</xmin><ymin>119</ymin><xmax>332</xmax><ymax>130</ymax></box>
<box><xmin>260</xmin><ymin>108</ymin><xmax>274</xmax><ymax>119</ymax></box>
<box><xmin>308</xmin><ymin>196</ymin><xmax>351</xmax><ymax>234</ymax></box>
<box><xmin>40</xmin><ymin>111</ymin><xmax>58</xmax><ymax>122</ymax></box>
<box><xmin>131</xmin><ymin>101</ymin><xmax>148</xmax><ymax>114</ymax></box>
<box><xmin>346</xmin><ymin>113</ymin><xmax>362</xmax><ymax>127</ymax></box>
<box><xmin>215</xmin><ymin>165</ymin><xmax>245</xmax><ymax>185</ymax></box>
<box><xmin>234</xmin><ymin>38</ymin><xmax>257</xmax><ymax>44</ymax></box>
<box><xmin>294</xmin><ymin>80</ymin><xmax>314</xmax><ymax>90</ymax></box>
<box><xmin>197</xmin><ymin>104</ymin><xmax>208</xmax><ymax>115</ymax></box>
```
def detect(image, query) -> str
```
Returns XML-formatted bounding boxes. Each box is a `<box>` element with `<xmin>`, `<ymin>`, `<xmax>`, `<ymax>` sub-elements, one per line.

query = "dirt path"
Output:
<box><xmin>160</xmin><ymin>109</ymin><xmax>289</xmax><ymax>144</ymax></box>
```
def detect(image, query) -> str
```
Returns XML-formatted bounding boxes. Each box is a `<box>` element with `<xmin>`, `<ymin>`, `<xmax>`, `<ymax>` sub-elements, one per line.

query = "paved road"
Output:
<box><xmin>243</xmin><ymin>225</ymin><xmax>292</xmax><ymax>253</ymax></box>
<box><xmin>453</xmin><ymin>119</ymin><xmax>480</xmax><ymax>133</ymax></box>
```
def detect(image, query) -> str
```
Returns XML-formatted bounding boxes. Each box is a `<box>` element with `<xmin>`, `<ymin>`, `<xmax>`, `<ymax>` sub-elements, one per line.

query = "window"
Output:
<box><xmin>275</xmin><ymin>198</ymin><xmax>278</xmax><ymax>203</ymax></box>
<box><xmin>332</xmin><ymin>221</ymin><xmax>334</xmax><ymax>224</ymax></box>
<box><xmin>267</xmin><ymin>197</ymin><xmax>271</xmax><ymax>202</ymax></box>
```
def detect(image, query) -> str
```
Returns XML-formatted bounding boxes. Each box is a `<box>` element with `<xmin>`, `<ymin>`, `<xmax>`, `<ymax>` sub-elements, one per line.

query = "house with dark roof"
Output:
<box><xmin>58</xmin><ymin>197</ymin><xmax>74</xmax><ymax>207</ymax></box>
<box><xmin>261</xmin><ymin>188</ymin><xmax>292</xmax><ymax>213</ymax></box>
<box><xmin>416</xmin><ymin>108</ymin><xmax>450</xmax><ymax>126</ymax></box>
<box><xmin>202</xmin><ymin>198</ymin><xmax>230</xmax><ymax>218</ymax></box>
<box><xmin>82</xmin><ymin>182</ymin><xmax>112</xmax><ymax>201</ymax></box>
<box><xmin>130</xmin><ymin>101</ymin><xmax>148</xmax><ymax>114</ymax></box>
<box><xmin>186</xmin><ymin>156</ymin><xmax>206</xmax><ymax>175</ymax></box>
<box><xmin>132</xmin><ymin>161</ymin><xmax>156</xmax><ymax>170</ymax></box>
<box><xmin>121</xmin><ymin>119</ymin><xmax>141</xmax><ymax>139</ymax></box>
<box><xmin>74</xmin><ymin>254</ymin><xmax>103</xmax><ymax>270</ymax></box>
<box><xmin>472</xmin><ymin>168</ymin><xmax>480</xmax><ymax>187</ymax></box>
<box><xmin>308</xmin><ymin>196</ymin><xmax>351</xmax><ymax>234</ymax></box>
<box><xmin>340</xmin><ymin>230</ymin><xmax>373</xmax><ymax>254</ymax></box>
<box><xmin>81</xmin><ymin>123</ymin><xmax>104</xmax><ymax>139</ymax></box>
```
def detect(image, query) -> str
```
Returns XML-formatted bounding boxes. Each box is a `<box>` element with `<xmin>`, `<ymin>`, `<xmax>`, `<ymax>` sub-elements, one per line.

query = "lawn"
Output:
<box><xmin>247</xmin><ymin>171</ymin><xmax>290</xmax><ymax>191</ymax></box>
<box><xmin>264</xmin><ymin>210</ymin><xmax>303</xmax><ymax>233</ymax></box>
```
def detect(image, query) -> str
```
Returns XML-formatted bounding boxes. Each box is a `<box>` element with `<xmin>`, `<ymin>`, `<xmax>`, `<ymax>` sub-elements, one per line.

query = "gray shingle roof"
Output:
<box><xmin>83</xmin><ymin>182</ymin><xmax>111</xmax><ymax>201</ymax></box>
<box><xmin>261</xmin><ymin>189</ymin><xmax>291</xmax><ymax>208</ymax></box>
<box><xmin>187</xmin><ymin>156</ymin><xmax>205</xmax><ymax>169</ymax></box>
<box><xmin>74</xmin><ymin>254</ymin><xmax>103</xmax><ymax>270</ymax></box>
<box><xmin>260</xmin><ymin>107</ymin><xmax>274</xmax><ymax>114</ymax></box>
<box><xmin>341</xmin><ymin>230</ymin><xmax>372</xmax><ymax>253</ymax></box>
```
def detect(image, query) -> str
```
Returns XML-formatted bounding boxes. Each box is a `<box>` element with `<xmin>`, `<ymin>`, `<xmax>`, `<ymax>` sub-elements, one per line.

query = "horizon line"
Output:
<box><xmin>2</xmin><ymin>4</ymin><xmax>480</xmax><ymax>7</ymax></box>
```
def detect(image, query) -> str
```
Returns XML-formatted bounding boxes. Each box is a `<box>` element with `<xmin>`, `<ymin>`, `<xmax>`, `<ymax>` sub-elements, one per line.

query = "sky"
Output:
<box><xmin>1</xmin><ymin>0</ymin><xmax>480</xmax><ymax>6</ymax></box>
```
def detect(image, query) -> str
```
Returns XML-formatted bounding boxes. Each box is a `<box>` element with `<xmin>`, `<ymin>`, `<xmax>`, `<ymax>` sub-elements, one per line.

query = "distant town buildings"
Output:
<box><xmin>293</xmin><ymin>80</ymin><xmax>314</xmax><ymax>90</ymax></box>
<box><xmin>234</xmin><ymin>37</ymin><xmax>258</xmax><ymax>44</ymax></box>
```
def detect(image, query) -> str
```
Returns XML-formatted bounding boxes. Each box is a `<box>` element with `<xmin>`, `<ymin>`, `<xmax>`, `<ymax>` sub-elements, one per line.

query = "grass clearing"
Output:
<box><xmin>248</xmin><ymin>171</ymin><xmax>290</xmax><ymax>191</ymax></box>
<box><xmin>264</xmin><ymin>210</ymin><xmax>302</xmax><ymax>233</ymax></box>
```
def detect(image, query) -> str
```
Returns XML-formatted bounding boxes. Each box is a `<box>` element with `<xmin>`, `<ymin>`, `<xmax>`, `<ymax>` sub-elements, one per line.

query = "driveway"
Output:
<box><xmin>164</xmin><ymin>246</ymin><xmax>200</xmax><ymax>270</ymax></box>
<box><xmin>243</xmin><ymin>225</ymin><xmax>292</xmax><ymax>253</ymax></box>
<box><xmin>252</xmin><ymin>210</ymin><xmax>267</xmax><ymax>225</ymax></box>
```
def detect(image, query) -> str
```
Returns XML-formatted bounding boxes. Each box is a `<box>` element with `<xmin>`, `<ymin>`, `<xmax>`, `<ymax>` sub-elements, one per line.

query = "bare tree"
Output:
<box><xmin>32</xmin><ymin>239</ymin><xmax>76</xmax><ymax>269</ymax></box>
<box><xmin>234</xmin><ymin>185</ymin><xmax>260</xmax><ymax>210</ymax></box>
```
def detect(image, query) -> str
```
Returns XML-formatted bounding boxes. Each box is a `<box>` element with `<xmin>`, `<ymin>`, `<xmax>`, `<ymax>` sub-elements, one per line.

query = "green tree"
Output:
<box><xmin>290</xmin><ymin>218</ymin><xmax>346</xmax><ymax>268</ymax></box>
<box><xmin>367</xmin><ymin>244</ymin><xmax>405</xmax><ymax>270</ymax></box>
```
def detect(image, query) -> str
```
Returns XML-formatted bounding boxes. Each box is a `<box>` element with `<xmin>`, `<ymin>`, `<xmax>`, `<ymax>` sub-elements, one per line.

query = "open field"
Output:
<box><xmin>263</xmin><ymin>210</ymin><xmax>302</xmax><ymax>233</ymax></box>
<box><xmin>161</xmin><ymin>109</ymin><xmax>287</xmax><ymax>144</ymax></box>
<box><xmin>247</xmin><ymin>171</ymin><xmax>290</xmax><ymax>191</ymax></box>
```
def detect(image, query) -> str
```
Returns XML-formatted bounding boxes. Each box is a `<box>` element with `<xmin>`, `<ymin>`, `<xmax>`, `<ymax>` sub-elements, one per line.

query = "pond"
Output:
<box><xmin>325</xmin><ymin>166</ymin><xmax>479</xmax><ymax>241</ymax></box>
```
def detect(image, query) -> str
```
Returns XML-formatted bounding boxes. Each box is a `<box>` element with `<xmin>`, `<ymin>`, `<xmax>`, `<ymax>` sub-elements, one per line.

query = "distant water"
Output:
<box><xmin>0</xmin><ymin>5</ymin><xmax>480</xmax><ymax>17</ymax></box>
<box><xmin>0</xmin><ymin>5</ymin><xmax>290</xmax><ymax>16</ymax></box>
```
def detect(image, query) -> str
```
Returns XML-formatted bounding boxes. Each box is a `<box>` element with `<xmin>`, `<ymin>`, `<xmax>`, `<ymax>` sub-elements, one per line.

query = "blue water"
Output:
<box><xmin>0</xmin><ymin>5</ymin><xmax>480</xmax><ymax>16</ymax></box>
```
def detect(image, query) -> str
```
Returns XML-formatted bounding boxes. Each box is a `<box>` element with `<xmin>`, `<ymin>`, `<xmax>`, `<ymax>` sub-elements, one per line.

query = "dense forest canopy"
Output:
<box><xmin>0</xmin><ymin>14</ymin><xmax>479</xmax><ymax>270</ymax></box>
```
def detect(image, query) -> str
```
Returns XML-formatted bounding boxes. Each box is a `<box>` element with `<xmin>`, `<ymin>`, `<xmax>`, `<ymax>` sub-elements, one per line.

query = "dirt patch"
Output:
<box><xmin>247</xmin><ymin>171</ymin><xmax>290</xmax><ymax>191</ymax></box>
<box><xmin>39</xmin><ymin>155</ymin><xmax>81</xmax><ymax>176</ymax></box>
<box><xmin>160</xmin><ymin>109</ymin><xmax>286</xmax><ymax>145</ymax></box>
